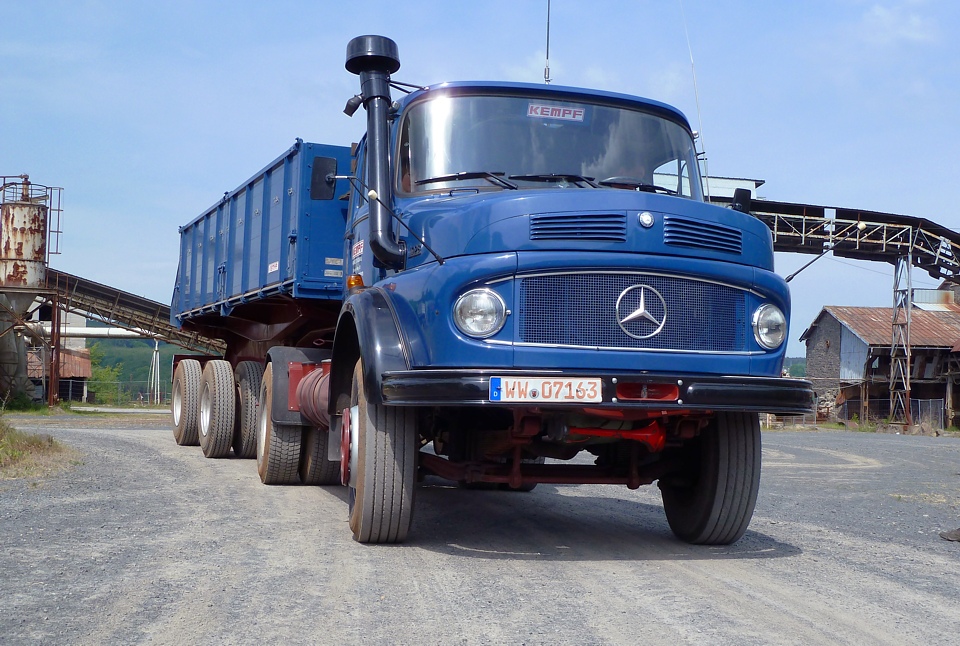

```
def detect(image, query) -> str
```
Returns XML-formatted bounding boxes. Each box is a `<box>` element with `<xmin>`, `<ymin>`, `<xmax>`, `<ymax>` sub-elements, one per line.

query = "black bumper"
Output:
<box><xmin>380</xmin><ymin>369</ymin><xmax>815</xmax><ymax>415</ymax></box>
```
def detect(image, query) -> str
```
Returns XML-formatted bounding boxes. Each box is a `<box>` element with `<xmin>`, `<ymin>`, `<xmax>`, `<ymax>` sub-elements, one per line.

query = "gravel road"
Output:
<box><xmin>2</xmin><ymin>413</ymin><xmax>959</xmax><ymax>645</ymax></box>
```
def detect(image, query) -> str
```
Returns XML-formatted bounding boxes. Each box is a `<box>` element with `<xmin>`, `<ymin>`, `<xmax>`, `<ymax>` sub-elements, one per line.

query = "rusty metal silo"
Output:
<box><xmin>0</xmin><ymin>175</ymin><xmax>62</xmax><ymax>400</ymax></box>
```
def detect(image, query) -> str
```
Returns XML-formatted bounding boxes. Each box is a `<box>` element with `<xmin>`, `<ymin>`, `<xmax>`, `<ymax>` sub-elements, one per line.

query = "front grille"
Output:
<box><xmin>530</xmin><ymin>212</ymin><xmax>627</xmax><ymax>242</ymax></box>
<box><xmin>663</xmin><ymin>215</ymin><xmax>742</xmax><ymax>254</ymax></box>
<box><xmin>518</xmin><ymin>273</ymin><xmax>747</xmax><ymax>352</ymax></box>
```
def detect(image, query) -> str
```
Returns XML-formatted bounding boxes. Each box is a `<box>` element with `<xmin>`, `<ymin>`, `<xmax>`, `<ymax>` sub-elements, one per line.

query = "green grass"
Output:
<box><xmin>0</xmin><ymin>417</ymin><xmax>77</xmax><ymax>477</ymax></box>
<box><xmin>2</xmin><ymin>393</ymin><xmax>49</xmax><ymax>412</ymax></box>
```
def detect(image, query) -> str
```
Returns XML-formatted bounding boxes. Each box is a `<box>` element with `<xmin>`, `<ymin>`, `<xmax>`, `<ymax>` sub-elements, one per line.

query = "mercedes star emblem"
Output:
<box><xmin>615</xmin><ymin>284</ymin><xmax>667</xmax><ymax>339</ymax></box>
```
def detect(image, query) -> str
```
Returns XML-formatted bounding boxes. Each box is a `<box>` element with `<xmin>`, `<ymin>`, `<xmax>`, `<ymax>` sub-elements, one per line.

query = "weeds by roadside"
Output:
<box><xmin>0</xmin><ymin>417</ymin><xmax>80</xmax><ymax>479</ymax></box>
<box><xmin>2</xmin><ymin>393</ymin><xmax>49</xmax><ymax>413</ymax></box>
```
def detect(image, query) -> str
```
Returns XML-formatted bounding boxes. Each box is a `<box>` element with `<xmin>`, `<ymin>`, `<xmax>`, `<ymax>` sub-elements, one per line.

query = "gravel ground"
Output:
<box><xmin>2</xmin><ymin>413</ymin><xmax>959</xmax><ymax>645</ymax></box>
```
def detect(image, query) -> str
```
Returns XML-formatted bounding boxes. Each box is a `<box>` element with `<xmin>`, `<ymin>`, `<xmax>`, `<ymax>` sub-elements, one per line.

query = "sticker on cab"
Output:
<box><xmin>527</xmin><ymin>104</ymin><xmax>585</xmax><ymax>122</ymax></box>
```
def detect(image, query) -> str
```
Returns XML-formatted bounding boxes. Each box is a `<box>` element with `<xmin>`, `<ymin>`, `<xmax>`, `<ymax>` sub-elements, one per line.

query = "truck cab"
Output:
<box><xmin>329</xmin><ymin>36</ymin><xmax>814</xmax><ymax>544</ymax></box>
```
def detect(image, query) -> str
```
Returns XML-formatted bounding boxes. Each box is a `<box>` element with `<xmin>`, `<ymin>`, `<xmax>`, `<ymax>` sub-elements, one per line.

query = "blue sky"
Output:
<box><xmin>2</xmin><ymin>0</ymin><xmax>958</xmax><ymax>356</ymax></box>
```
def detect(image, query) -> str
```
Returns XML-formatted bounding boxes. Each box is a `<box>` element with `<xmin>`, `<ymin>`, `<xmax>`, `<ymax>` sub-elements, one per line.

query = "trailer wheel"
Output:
<box><xmin>171</xmin><ymin>359</ymin><xmax>201</xmax><ymax>446</ymax></box>
<box><xmin>198</xmin><ymin>360</ymin><xmax>236</xmax><ymax>458</ymax></box>
<box><xmin>233</xmin><ymin>361</ymin><xmax>263</xmax><ymax>459</ymax></box>
<box><xmin>256</xmin><ymin>362</ymin><xmax>301</xmax><ymax>484</ymax></box>
<box><xmin>347</xmin><ymin>359</ymin><xmax>417</xmax><ymax>543</ymax></box>
<box><xmin>300</xmin><ymin>426</ymin><xmax>341</xmax><ymax>485</ymax></box>
<box><xmin>659</xmin><ymin>411</ymin><xmax>761</xmax><ymax>545</ymax></box>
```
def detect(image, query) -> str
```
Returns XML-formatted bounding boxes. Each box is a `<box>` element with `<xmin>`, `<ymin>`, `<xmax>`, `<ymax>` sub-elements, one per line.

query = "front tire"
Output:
<box><xmin>659</xmin><ymin>412</ymin><xmax>761</xmax><ymax>545</ymax></box>
<box><xmin>347</xmin><ymin>360</ymin><xmax>418</xmax><ymax>543</ymax></box>
<box><xmin>256</xmin><ymin>362</ymin><xmax>302</xmax><ymax>484</ymax></box>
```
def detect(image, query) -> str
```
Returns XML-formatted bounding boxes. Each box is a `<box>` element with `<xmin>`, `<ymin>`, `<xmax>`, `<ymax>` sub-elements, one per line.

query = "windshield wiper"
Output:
<box><xmin>598</xmin><ymin>177</ymin><xmax>678</xmax><ymax>195</ymax></box>
<box><xmin>415</xmin><ymin>171</ymin><xmax>518</xmax><ymax>190</ymax></box>
<box><xmin>508</xmin><ymin>174</ymin><xmax>599</xmax><ymax>188</ymax></box>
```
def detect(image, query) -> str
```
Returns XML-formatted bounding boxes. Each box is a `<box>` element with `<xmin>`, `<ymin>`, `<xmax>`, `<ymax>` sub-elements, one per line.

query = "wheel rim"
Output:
<box><xmin>256</xmin><ymin>395</ymin><xmax>267</xmax><ymax>463</ymax></box>
<box><xmin>339</xmin><ymin>407</ymin><xmax>350</xmax><ymax>485</ymax></box>
<box><xmin>172</xmin><ymin>382</ymin><xmax>182</xmax><ymax>426</ymax></box>
<box><xmin>340</xmin><ymin>405</ymin><xmax>359</xmax><ymax>486</ymax></box>
<box><xmin>199</xmin><ymin>382</ymin><xmax>212</xmax><ymax>437</ymax></box>
<box><xmin>349</xmin><ymin>406</ymin><xmax>359</xmax><ymax>485</ymax></box>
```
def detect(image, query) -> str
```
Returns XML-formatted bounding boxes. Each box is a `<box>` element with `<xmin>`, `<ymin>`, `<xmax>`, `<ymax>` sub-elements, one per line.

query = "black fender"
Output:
<box><xmin>331</xmin><ymin>287</ymin><xmax>409</xmax><ymax>410</ymax></box>
<box><xmin>265</xmin><ymin>346</ymin><xmax>332</xmax><ymax>426</ymax></box>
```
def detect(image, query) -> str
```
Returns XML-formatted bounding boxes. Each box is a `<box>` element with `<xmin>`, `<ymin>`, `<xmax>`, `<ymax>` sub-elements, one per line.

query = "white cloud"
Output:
<box><xmin>501</xmin><ymin>51</ymin><xmax>552</xmax><ymax>85</ymax></box>
<box><xmin>645</xmin><ymin>61</ymin><xmax>693</xmax><ymax>106</ymax></box>
<box><xmin>858</xmin><ymin>2</ymin><xmax>938</xmax><ymax>46</ymax></box>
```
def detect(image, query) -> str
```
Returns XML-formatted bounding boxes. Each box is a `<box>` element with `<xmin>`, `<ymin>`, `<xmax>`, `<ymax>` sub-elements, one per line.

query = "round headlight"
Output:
<box><xmin>753</xmin><ymin>304</ymin><xmax>786</xmax><ymax>350</ymax></box>
<box><xmin>453</xmin><ymin>288</ymin><xmax>506</xmax><ymax>338</ymax></box>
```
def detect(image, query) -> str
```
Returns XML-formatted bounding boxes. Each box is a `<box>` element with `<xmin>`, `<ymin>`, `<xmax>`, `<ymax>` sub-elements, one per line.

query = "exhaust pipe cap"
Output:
<box><xmin>345</xmin><ymin>35</ymin><xmax>400</xmax><ymax>75</ymax></box>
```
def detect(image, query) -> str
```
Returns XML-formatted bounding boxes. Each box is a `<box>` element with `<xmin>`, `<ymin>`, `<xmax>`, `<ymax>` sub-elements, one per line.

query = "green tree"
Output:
<box><xmin>88</xmin><ymin>342</ymin><xmax>125</xmax><ymax>404</ymax></box>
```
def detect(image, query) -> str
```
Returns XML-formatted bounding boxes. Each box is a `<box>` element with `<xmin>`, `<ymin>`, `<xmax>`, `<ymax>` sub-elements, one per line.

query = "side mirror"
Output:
<box><xmin>731</xmin><ymin>188</ymin><xmax>752</xmax><ymax>214</ymax></box>
<box><xmin>310</xmin><ymin>157</ymin><xmax>338</xmax><ymax>200</ymax></box>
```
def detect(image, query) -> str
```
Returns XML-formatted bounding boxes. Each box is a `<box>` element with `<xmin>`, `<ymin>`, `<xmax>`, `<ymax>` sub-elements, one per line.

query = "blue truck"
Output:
<box><xmin>170</xmin><ymin>35</ymin><xmax>814</xmax><ymax>544</ymax></box>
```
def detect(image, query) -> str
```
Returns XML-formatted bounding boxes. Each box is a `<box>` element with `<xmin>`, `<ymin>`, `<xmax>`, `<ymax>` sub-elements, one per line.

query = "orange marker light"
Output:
<box><xmin>346</xmin><ymin>274</ymin><xmax>364</xmax><ymax>289</ymax></box>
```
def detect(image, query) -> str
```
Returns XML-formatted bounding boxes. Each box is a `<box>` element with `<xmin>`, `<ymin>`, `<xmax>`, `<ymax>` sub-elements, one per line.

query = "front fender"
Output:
<box><xmin>333</xmin><ymin>287</ymin><xmax>410</xmax><ymax>407</ymax></box>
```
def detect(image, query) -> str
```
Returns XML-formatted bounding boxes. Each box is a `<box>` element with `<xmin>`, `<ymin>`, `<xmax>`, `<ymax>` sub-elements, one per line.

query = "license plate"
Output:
<box><xmin>489</xmin><ymin>377</ymin><xmax>602</xmax><ymax>403</ymax></box>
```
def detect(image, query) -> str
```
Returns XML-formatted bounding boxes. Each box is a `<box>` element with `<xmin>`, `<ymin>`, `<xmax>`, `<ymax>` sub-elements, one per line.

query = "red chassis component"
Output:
<box><xmin>419</xmin><ymin>412</ymin><xmax>698</xmax><ymax>490</ymax></box>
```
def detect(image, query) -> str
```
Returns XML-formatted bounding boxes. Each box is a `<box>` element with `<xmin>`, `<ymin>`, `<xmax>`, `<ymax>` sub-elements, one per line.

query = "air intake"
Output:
<box><xmin>530</xmin><ymin>212</ymin><xmax>627</xmax><ymax>242</ymax></box>
<box><xmin>663</xmin><ymin>215</ymin><xmax>742</xmax><ymax>254</ymax></box>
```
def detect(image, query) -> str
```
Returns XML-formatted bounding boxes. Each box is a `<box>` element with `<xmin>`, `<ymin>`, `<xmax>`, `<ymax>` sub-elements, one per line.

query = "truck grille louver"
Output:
<box><xmin>518</xmin><ymin>272</ymin><xmax>746</xmax><ymax>352</ymax></box>
<box><xmin>530</xmin><ymin>212</ymin><xmax>627</xmax><ymax>242</ymax></box>
<box><xmin>663</xmin><ymin>215</ymin><xmax>743</xmax><ymax>254</ymax></box>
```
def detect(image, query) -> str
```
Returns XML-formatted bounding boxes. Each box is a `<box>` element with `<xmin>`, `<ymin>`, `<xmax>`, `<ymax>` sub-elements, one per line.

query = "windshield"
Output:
<box><xmin>396</xmin><ymin>93</ymin><xmax>703</xmax><ymax>200</ymax></box>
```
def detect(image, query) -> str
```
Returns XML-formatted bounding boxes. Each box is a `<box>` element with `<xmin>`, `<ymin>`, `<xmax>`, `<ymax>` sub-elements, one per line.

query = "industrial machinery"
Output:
<box><xmin>0</xmin><ymin>175</ymin><xmax>61</xmax><ymax>401</ymax></box>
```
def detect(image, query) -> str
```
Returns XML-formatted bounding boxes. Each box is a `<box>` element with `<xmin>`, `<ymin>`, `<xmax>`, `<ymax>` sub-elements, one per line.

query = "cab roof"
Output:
<box><xmin>393</xmin><ymin>80</ymin><xmax>693</xmax><ymax>132</ymax></box>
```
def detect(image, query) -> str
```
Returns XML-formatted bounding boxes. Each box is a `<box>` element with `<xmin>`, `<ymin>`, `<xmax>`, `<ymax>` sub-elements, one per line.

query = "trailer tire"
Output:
<box><xmin>347</xmin><ymin>359</ymin><xmax>417</xmax><ymax>543</ymax></box>
<box><xmin>171</xmin><ymin>359</ymin><xmax>201</xmax><ymax>446</ymax></box>
<box><xmin>300</xmin><ymin>426</ymin><xmax>340</xmax><ymax>485</ymax></box>
<box><xmin>198</xmin><ymin>360</ymin><xmax>236</xmax><ymax>458</ymax></box>
<box><xmin>659</xmin><ymin>411</ymin><xmax>761</xmax><ymax>545</ymax></box>
<box><xmin>256</xmin><ymin>362</ymin><xmax>301</xmax><ymax>485</ymax></box>
<box><xmin>233</xmin><ymin>361</ymin><xmax>263</xmax><ymax>459</ymax></box>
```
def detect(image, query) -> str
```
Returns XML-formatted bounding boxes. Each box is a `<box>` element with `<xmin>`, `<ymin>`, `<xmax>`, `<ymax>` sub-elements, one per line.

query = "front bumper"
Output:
<box><xmin>380</xmin><ymin>369</ymin><xmax>815</xmax><ymax>415</ymax></box>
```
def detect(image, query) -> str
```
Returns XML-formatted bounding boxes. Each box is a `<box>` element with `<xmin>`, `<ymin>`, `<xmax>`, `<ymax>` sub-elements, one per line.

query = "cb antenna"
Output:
<box><xmin>679</xmin><ymin>0</ymin><xmax>710</xmax><ymax>199</ymax></box>
<box><xmin>544</xmin><ymin>0</ymin><xmax>552</xmax><ymax>84</ymax></box>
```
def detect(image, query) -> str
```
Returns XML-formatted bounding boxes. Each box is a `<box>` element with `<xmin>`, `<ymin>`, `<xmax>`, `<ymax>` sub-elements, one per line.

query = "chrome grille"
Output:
<box><xmin>663</xmin><ymin>215</ymin><xmax>742</xmax><ymax>254</ymax></box>
<box><xmin>530</xmin><ymin>212</ymin><xmax>627</xmax><ymax>242</ymax></box>
<box><xmin>518</xmin><ymin>273</ymin><xmax>747</xmax><ymax>351</ymax></box>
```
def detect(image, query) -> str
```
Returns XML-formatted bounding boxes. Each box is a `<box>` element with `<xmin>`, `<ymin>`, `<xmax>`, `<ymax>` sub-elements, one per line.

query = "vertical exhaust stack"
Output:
<box><xmin>345</xmin><ymin>35</ymin><xmax>404</xmax><ymax>269</ymax></box>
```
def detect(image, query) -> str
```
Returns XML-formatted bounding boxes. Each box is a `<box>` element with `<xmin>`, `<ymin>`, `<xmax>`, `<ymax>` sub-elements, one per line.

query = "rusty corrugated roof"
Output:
<box><xmin>819</xmin><ymin>305</ymin><xmax>960</xmax><ymax>348</ymax></box>
<box><xmin>27</xmin><ymin>347</ymin><xmax>92</xmax><ymax>379</ymax></box>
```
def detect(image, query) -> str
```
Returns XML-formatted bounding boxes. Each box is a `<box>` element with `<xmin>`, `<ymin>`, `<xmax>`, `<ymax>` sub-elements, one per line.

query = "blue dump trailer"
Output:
<box><xmin>170</xmin><ymin>35</ymin><xmax>815</xmax><ymax>544</ymax></box>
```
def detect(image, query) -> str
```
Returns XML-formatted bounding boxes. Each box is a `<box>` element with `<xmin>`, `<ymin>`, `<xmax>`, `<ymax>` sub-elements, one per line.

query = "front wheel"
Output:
<box><xmin>346</xmin><ymin>360</ymin><xmax>418</xmax><ymax>543</ymax></box>
<box><xmin>659</xmin><ymin>412</ymin><xmax>761</xmax><ymax>545</ymax></box>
